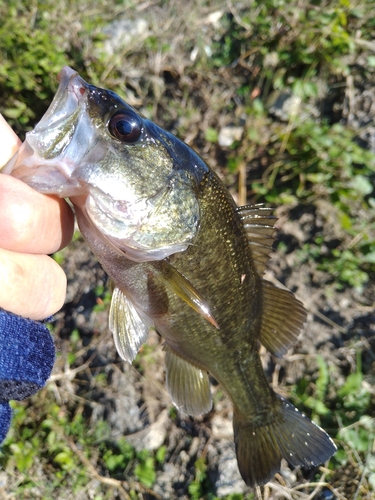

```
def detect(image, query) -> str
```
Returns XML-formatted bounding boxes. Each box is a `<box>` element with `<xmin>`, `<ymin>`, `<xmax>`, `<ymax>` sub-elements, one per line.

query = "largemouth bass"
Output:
<box><xmin>4</xmin><ymin>67</ymin><xmax>336</xmax><ymax>487</ymax></box>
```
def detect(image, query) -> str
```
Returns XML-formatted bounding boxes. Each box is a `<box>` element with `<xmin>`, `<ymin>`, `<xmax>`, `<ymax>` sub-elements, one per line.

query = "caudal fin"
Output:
<box><xmin>233</xmin><ymin>397</ymin><xmax>337</xmax><ymax>487</ymax></box>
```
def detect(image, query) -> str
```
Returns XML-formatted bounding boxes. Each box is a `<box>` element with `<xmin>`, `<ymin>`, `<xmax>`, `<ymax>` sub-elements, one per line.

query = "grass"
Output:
<box><xmin>0</xmin><ymin>0</ymin><xmax>375</xmax><ymax>498</ymax></box>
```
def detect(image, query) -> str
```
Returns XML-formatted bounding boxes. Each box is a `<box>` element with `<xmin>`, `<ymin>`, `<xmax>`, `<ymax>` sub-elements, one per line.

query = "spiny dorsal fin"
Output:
<box><xmin>109</xmin><ymin>287</ymin><xmax>150</xmax><ymax>363</ymax></box>
<box><xmin>164</xmin><ymin>344</ymin><xmax>212</xmax><ymax>416</ymax></box>
<box><xmin>260</xmin><ymin>279</ymin><xmax>307</xmax><ymax>357</ymax></box>
<box><xmin>158</xmin><ymin>261</ymin><xmax>219</xmax><ymax>329</ymax></box>
<box><xmin>237</xmin><ymin>204</ymin><xmax>277</xmax><ymax>276</ymax></box>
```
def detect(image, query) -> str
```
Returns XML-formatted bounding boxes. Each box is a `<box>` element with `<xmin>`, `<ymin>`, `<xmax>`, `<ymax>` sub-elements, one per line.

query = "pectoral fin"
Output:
<box><xmin>164</xmin><ymin>345</ymin><xmax>212</xmax><ymax>416</ymax></box>
<box><xmin>159</xmin><ymin>261</ymin><xmax>219</xmax><ymax>329</ymax></box>
<box><xmin>109</xmin><ymin>287</ymin><xmax>150</xmax><ymax>363</ymax></box>
<box><xmin>260</xmin><ymin>280</ymin><xmax>307</xmax><ymax>357</ymax></box>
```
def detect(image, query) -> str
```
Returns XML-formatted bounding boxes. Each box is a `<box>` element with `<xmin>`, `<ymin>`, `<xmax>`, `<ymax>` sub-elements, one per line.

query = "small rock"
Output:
<box><xmin>126</xmin><ymin>410</ymin><xmax>168</xmax><ymax>452</ymax></box>
<box><xmin>153</xmin><ymin>463</ymin><xmax>180</xmax><ymax>498</ymax></box>
<box><xmin>264</xmin><ymin>51</ymin><xmax>279</xmax><ymax>68</ymax></box>
<box><xmin>268</xmin><ymin>92</ymin><xmax>302</xmax><ymax>120</ymax></box>
<box><xmin>211</xmin><ymin>413</ymin><xmax>233</xmax><ymax>439</ymax></box>
<box><xmin>0</xmin><ymin>472</ymin><xmax>7</xmax><ymax>488</ymax></box>
<box><xmin>280</xmin><ymin>465</ymin><xmax>297</xmax><ymax>484</ymax></box>
<box><xmin>204</xmin><ymin>10</ymin><xmax>224</xmax><ymax>27</ymax></box>
<box><xmin>100</xmin><ymin>18</ymin><xmax>149</xmax><ymax>57</ymax></box>
<box><xmin>218</xmin><ymin>125</ymin><xmax>244</xmax><ymax>147</ymax></box>
<box><xmin>213</xmin><ymin>443</ymin><xmax>247</xmax><ymax>496</ymax></box>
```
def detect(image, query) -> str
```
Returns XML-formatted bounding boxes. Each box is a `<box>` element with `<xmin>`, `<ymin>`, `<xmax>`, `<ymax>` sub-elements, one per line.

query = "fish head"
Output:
<box><xmin>6</xmin><ymin>67</ymin><xmax>201</xmax><ymax>261</ymax></box>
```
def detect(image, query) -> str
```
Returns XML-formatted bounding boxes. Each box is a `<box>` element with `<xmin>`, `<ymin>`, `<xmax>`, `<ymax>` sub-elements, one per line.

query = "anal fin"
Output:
<box><xmin>164</xmin><ymin>344</ymin><xmax>212</xmax><ymax>416</ymax></box>
<box><xmin>260</xmin><ymin>279</ymin><xmax>307</xmax><ymax>357</ymax></box>
<box><xmin>109</xmin><ymin>287</ymin><xmax>150</xmax><ymax>363</ymax></box>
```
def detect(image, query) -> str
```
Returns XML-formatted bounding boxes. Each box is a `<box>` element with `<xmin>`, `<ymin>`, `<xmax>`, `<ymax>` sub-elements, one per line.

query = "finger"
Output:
<box><xmin>0</xmin><ymin>175</ymin><xmax>74</xmax><ymax>254</ymax></box>
<box><xmin>0</xmin><ymin>248</ymin><xmax>67</xmax><ymax>320</ymax></box>
<box><xmin>0</xmin><ymin>115</ymin><xmax>21</xmax><ymax>168</ymax></box>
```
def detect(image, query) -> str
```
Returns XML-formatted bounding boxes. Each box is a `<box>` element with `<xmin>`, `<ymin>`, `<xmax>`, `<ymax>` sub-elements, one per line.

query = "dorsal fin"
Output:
<box><xmin>260</xmin><ymin>279</ymin><xmax>307</xmax><ymax>357</ymax></box>
<box><xmin>237</xmin><ymin>204</ymin><xmax>277</xmax><ymax>276</ymax></box>
<box><xmin>164</xmin><ymin>344</ymin><xmax>212</xmax><ymax>416</ymax></box>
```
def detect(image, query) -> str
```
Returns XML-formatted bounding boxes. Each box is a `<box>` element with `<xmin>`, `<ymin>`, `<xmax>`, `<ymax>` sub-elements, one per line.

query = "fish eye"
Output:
<box><xmin>108</xmin><ymin>110</ymin><xmax>142</xmax><ymax>142</ymax></box>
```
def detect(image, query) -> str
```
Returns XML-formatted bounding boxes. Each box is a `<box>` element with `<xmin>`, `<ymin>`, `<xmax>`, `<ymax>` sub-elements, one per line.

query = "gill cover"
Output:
<box><xmin>6</xmin><ymin>66</ymin><xmax>201</xmax><ymax>262</ymax></box>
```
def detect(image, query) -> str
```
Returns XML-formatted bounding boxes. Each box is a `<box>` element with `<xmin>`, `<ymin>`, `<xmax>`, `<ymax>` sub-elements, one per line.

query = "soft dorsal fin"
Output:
<box><xmin>164</xmin><ymin>344</ymin><xmax>212</xmax><ymax>416</ymax></box>
<box><xmin>158</xmin><ymin>260</ymin><xmax>219</xmax><ymax>329</ymax></box>
<box><xmin>260</xmin><ymin>279</ymin><xmax>307</xmax><ymax>357</ymax></box>
<box><xmin>109</xmin><ymin>287</ymin><xmax>151</xmax><ymax>363</ymax></box>
<box><xmin>237</xmin><ymin>204</ymin><xmax>277</xmax><ymax>275</ymax></box>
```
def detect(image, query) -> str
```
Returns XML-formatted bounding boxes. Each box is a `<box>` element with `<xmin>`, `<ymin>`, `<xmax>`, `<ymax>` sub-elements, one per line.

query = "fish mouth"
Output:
<box><xmin>5</xmin><ymin>67</ymin><xmax>96</xmax><ymax>195</ymax></box>
<box><xmin>29</xmin><ymin>67</ymin><xmax>89</xmax><ymax>159</ymax></box>
<box><xmin>57</xmin><ymin>66</ymin><xmax>87</xmax><ymax>99</ymax></box>
<box><xmin>48</xmin><ymin>66</ymin><xmax>88</xmax><ymax>124</ymax></box>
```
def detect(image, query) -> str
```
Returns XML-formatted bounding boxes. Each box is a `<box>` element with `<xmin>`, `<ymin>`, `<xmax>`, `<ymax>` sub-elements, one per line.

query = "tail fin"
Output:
<box><xmin>233</xmin><ymin>397</ymin><xmax>337</xmax><ymax>487</ymax></box>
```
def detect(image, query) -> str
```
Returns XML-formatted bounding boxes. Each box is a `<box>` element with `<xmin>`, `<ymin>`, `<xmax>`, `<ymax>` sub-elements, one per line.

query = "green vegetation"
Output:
<box><xmin>0</xmin><ymin>397</ymin><xmax>168</xmax><ymax>497</ymax></box>
<box><xmin>0</xmin><ymin>0</ymin><xmax>374</xmax><ymax>498</ymax></box>
<box><xmin>291</xmin><ymin>351</ymin><xmax>374</xmax><ymax>498</ymax></box>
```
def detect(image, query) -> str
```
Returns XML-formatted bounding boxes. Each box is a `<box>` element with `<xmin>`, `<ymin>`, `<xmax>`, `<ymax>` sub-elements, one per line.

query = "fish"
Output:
<box><xmin>4</xmin><ymin>66</ymin><xmax>337</xmax><ymax>487</ymax></box>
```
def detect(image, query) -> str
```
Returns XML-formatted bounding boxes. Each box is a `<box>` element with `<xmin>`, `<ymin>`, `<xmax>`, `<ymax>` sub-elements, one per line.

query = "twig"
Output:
<box><xmin>67</xmin><ymin>436</ymin><xmax>131</xmax><ymax>500</ymax></box>
<box><xmin>238</xmin><ymin>161</ymin><xmax>247</xmax><ymax>206</ymax></box>
<box><xmin>49</xmin><ymin>355</ymin><xmax>94</xmax><ymax>382</ymax></box>
<box><xmin>255</xmin><ymin>485</ymin><xmax>263</xmax><ymax>499</ymax></box>
<box><xmin>309</xmin><ymin>307</ymin><xmax>346</xmax><ymax>334</ymax></box>
<box><xmin>353</xmin><ymin>37</ymin><xmax>375</xmax><ymax>52</ymax></box>
<box><xmin>291</xmin><ymin>479</ymin><xmax>346</xmax><ymax>500</ymax></box>
<box><xmin>267</xmin><ymin>481</ymin><xmax>294</xmax><ymax>499</ymax></box>
<box><xmin>226</xmin><ymin>0</ymin><xmax>251</xmax><ymax>32</ymax></box>
<box><xmin>346</xmin><ymin>226</ymin><xmax>367</xmax><ymax>250</ymax></box>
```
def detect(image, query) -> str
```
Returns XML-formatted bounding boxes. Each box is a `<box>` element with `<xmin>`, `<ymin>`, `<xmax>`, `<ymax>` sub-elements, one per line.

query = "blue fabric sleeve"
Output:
<box><xmin>0</xmin><ymin>309</ymin><xmax>55</xmax><ymax>442</ymax></box>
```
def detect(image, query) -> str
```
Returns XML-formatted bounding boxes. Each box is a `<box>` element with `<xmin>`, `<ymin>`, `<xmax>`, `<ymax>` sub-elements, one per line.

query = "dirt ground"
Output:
<box><xmin>2</xmin><ymin>3</ymin><xmax>375</xmax><ymax>498</ymax></box>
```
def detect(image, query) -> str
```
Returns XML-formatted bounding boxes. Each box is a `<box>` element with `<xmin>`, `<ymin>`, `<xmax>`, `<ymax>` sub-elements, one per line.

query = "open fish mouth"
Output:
<box><xmin>28</xmin><ymin>67</ymin><xmax>88</xmax><ymax>160</ymax></box>
<box><xmin>3</xmin><ymin>68</ymin><xmax>97</xmax><ymax>196</ymax></box>
<box><xmin>57</xmin><ymin>66</ymin><xmax>87</xmax><ymax>105</ymax></box>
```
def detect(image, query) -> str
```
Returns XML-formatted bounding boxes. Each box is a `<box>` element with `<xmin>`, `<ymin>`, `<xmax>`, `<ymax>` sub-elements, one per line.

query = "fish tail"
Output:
<box><xmin>233</xmin><ymin>396</ymin><xmax>337</xmax><ymax>487</ymax></box>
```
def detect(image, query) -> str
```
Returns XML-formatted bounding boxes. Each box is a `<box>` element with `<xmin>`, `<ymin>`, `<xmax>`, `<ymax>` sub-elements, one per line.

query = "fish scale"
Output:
<box><xmin>4</xmin><ymin>66</ymin><xmax>337</xmax><ymax>487</ymax></box>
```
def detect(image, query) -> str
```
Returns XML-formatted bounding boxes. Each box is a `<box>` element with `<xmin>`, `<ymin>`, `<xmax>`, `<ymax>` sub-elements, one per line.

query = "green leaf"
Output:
<box><xmin>54</xmin><ymin>451</ymin><xmax>75</xmax><ymax>470</ymax></box>
<box><xmin>104</xmin><ymin>453</ymin><xmax>126</xmax><ymax>471</ymax></box>
<box><xmin>304</xmin><ymin>396</ymin><xmax>330</xmax><ymax>415</ymax></box>
<box><xmin>364</xmin><ymin>251</ymin><xmax>375</xmax><ymax>264</ymax></box>
<box><xmin>368</xmin><ymin>473</ymin><xmax>375</xmax><ymax>491</ymax></box>
<box><xmin>205</xmin><ymin>127</ymin><xmax>218</xmax><ymax>143</ymax></box>
<box><xmin>349</xmin><ymin>175</ymin><xmax>373</xmax><ymax>196</ymax></box>
<box><xmin>338</xmin><ymin>371</ymin><xmax>362</xmax><ymax>398</ymax></box>
<box><xmin>134</xmin><ymin>457</ymin><xmax>156</xmax><ymax>488</ymax></box>
<box><xmin>338</xmin><ymin>427</ymin><xmax>371</xmax><ymax>452</ymax></box>
<box><xmin>155</xmin><ymin>445</ymin><xmax>167</xmax><ymax>464</ymax></box>
<box><xmin>315</xmin><ymin>355</ymin><xmax>329</xmax><ymax>397</ymax></box>
<box><xmin>188</xmin><ymin>480</ymin><xmax>202</xmax><ymax>500</ymax></box>
<box><xmin>339</xmin><ymin>212</ymin><xmax>352</xmax><ymax>230</ymax></box>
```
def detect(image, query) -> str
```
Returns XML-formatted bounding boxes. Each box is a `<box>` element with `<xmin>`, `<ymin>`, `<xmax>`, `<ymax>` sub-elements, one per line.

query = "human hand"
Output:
<box><xmin>0</xmin><ymin>115</ymin><xmax>74</xmax><ymax>320</ymax></box>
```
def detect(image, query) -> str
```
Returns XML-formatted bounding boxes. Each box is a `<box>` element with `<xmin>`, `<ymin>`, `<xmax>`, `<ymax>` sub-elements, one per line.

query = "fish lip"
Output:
<box><xmin>5</xmin><ymin>67</ymin><xmax>92</xmax><ymax>188</ymax></box>
<box><xmin>57</xmin><ymin>66</ymin><xmax>78</xmax><ymax>83</ymax></box>
<box><xmin>35</xmin><ymin>66</ymin><xmax>88</xmax><ymax>133</ymax></box>
<box><xmin>57</xmin><ymin>66</ymin><xmax>88</xmax><ymax>102</ymax></box>
<box><xmin>21</xmin><ymin>66</ymin><xmax>91</xmax><ymax>163</ymax></box>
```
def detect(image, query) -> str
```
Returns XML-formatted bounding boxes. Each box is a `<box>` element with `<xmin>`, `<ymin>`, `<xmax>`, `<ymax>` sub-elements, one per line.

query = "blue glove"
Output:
<box><xmin>0</xmin><ymin>309</ymin><xmax>55</xmax><ymax>442</ymax></box>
